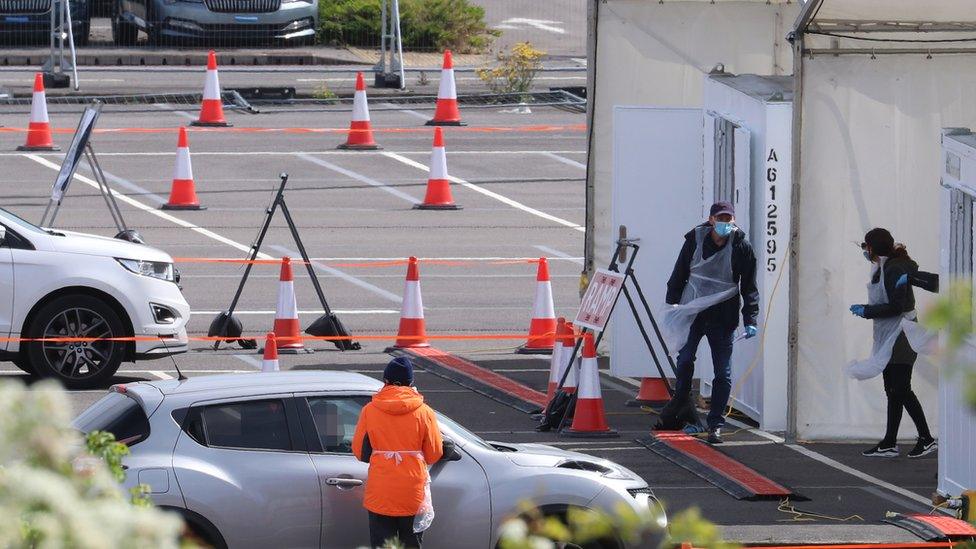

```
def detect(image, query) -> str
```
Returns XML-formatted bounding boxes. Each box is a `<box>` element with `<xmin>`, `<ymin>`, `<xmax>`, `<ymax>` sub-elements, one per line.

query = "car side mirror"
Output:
<box><xmin>442</xmin><ymin>438</ymin><xmax>462</xmax><ymax>462</ymax></box>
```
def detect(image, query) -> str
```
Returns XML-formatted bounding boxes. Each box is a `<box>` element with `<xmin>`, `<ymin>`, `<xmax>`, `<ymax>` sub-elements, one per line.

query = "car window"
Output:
<box><xmin>186</xmin><ymin>399</ymin><xmax>292</xmax><ymax>452</ymax></box>
<box><xmin>72</xmin><ymin>392</ymin><xmax>151</xmax><ymax>447</ymax></box>
<box><xmin>306</xmin><ymin>396</ymin><xmax>370</xmax><ymax>453</ymax></box>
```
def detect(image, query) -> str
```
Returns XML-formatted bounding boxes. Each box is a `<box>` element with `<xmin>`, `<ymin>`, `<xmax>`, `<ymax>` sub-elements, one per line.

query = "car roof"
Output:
<box><xmin>142</xmin><ymin>370</ymin><xmax>383</xmax><ymax>398</ymax></box>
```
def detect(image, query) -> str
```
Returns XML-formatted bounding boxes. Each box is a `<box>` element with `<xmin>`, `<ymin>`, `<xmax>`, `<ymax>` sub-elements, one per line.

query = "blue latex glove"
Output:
<box><xmin>744</xmin><ymin>325</ymin><xmax>758</xmax><ymax>339</ymax></box>
<box><xmin>896</xmin><ymin>273</ymin><xmax>909</xmax><ymax>288</ymax></box>
<box><xmin>850</xmin><ymin>304</ymin><xmax>867</xmax><ymax>318</ymax></box>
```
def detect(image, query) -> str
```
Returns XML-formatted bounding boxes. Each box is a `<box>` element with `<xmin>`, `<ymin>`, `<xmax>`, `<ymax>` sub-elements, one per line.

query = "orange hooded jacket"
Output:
<box><xmin>352</xmin><ymin>384</ymin><xmax>444</xmax><ymax>517</ymax></box>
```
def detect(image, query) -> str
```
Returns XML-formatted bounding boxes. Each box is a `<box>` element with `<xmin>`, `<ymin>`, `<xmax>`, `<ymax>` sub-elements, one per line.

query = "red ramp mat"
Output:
<box><xmin>884</xmin><ymin>513</ymin><xmax>976</xmax><ymax>542</ymax></box>
<box><xmin>636</xmin><ymin>431</ymin><xmax>793</xmax><ymax>501</ymax></box>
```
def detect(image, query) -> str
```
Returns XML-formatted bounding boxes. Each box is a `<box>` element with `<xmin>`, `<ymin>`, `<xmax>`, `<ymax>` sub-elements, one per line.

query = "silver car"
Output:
<box><xmin>73</xmin><ymin>371</ymin><xmax>663</xmax><ymax>548</ymax></box>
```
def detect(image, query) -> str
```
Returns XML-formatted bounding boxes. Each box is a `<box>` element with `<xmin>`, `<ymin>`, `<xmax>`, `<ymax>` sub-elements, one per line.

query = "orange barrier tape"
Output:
<box><xmin>171</xmin><ymin>257</ymin><xmax>541</xmax><ymax>267</ymax></box>
<box><xmin>0</xmin><ymin>124</ymin><xmax>585</xmax><ymax>136</ymax></box>
<box><xmin>0</xmin><ymin>332</ymin><xmax>563</xmax><ymax>344</ymax></box>
<box><xmin>753</xmin><ymin>544</ymin><xmax>957</xmax><ymax>549</ymax></box>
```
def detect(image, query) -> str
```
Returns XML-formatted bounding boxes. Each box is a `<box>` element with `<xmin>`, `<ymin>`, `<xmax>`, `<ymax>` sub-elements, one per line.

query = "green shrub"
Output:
<box><xmin>318</xmin><ymin>0</ymin><xmax>498</xmax><ymax>53</ymax></box>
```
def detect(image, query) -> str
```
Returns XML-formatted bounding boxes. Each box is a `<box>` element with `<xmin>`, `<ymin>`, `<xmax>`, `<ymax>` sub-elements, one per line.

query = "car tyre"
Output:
<box><xmin>113</xmin><ymin>15</ymin><xmax>139</xmax><ymax>46</ymax></box>
<box><xmin>12</xmin><ymin>357</ymin><xmax>34</xmax><ymax>375</ymax></box>
<box><xmin>25</xmin><ymin>294</ymin><xmax>126</xmax><ymax>389</ymax></box>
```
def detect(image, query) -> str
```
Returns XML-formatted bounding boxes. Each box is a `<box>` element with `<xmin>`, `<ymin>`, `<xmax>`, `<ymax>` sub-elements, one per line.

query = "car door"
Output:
<box><xmin>297</xmin><ymin>394</ymin><xmax>493</xmax><ymax>549</ymax></box>
<box><xmin>0</xmin><ymin>225</ymin><xmax>14</xmax><ymax>350</ymax></box>
<box><xmin>172</xmin><ymin>395</ymin><xmax>322</xmax><ymax>549</ymax></box>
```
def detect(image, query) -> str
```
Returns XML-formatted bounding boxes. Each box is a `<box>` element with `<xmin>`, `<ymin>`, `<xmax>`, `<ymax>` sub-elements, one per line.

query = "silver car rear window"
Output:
<box><xmin>73</xmin><ymin>392</ymin><xmax>151</xmax><ymax>446</ymax></box>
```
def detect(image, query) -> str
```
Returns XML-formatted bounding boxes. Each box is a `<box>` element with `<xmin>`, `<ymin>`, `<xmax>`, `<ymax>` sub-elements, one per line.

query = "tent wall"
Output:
<box><xmin>588</xmin><ymin>0</ymin><xmax>798</xmax><ymax>274</ymax></box>
<box><xmin>794</xmin><ymin>55</ymin><xmax>976</xmax><ymax>439</ymax></box>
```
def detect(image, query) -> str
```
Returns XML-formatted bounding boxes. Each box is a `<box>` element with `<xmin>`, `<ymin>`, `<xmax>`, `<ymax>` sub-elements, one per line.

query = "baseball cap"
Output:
<box><xmin>710</xmin><ymin>201</ymin><xmax>735</xmax><ymax>217</ymax></box>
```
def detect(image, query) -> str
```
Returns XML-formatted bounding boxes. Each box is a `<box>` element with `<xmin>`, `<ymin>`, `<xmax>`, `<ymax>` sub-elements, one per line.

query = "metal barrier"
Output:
<box><xmin>0</xmin><ymin>0</ymin><xmax>586</xmax><ymax>58</ymax></box>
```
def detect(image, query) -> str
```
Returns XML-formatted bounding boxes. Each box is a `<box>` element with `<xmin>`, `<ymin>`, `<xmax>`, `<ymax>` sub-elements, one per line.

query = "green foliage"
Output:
<box><xmin>318</xmin><ymin>0</ymin><xmax>499</xmax><ymax>52</ymax></box>
<box><xmin>477</xmin><ymin>42</ymin><xmax>546</xmax><ymax>95</ymax></box>
<box><xmin>924</xmin><ymin>281</ymin><xmax>976</xmax><ymax>408</ymax></box>
<box><xmin>667</xmin><ymin>508</ymin><xmax>740</xmax><ymax>549</ymax></box>
<box><xmin>86</xmin><ymin>430</ymin><xmax>130</xmax><ymax>483</ymax></box>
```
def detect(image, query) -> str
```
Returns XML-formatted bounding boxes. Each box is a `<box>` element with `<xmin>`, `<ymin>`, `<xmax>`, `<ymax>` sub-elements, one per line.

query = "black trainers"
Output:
<box><xmin>908</xmin><ymin>438</ymin><xmax>937</xmax><ymax>458</ymax></box>
<box><xmin>707</xmin><ymin>428</ymin><xmax>723</xmax><ymax>445</ymax></box>
<box><xmin>862</xmin><ymin>443</ymin><xmax>899</xmax><ymax>457</ymax></box>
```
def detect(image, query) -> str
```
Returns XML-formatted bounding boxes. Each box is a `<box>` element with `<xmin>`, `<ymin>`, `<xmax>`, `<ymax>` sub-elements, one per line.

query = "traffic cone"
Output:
<box><xmin>517</xmin><ymin>258</ymin><xmax>556</xmax><ymax>354</ymax></box>
<box><xmin>192</xmin><ymin>50</ymin><xmax>230</xmax><ymax>127</ymax></box>
<box><xmin>261</xmin><ymin>332</ymin><xmax>280</xmax><ymax>372</ymax></box>
<box><xmin>561</xmin><ymin>321</ymin><xmax>578</xmax><ymax>394</ymax></box>
<box><xmin>546</xmin><ymin>318</ymin><xmax>568</xmax><ymax>400</ymax></box>
<box><xmin>426</xmin><ymin>50</ymin><xmax>464</xmax><ymax>126</ymax></box>
<box><xmin>414</xmin><ymin>127</ymin><xmax>461</xmax><ymax>210</ymax></box>
<box><xmin>626</xmin><ymin>377</ymin><xmax>672</xmax><ymax>407</ymax></box>
<box><xmin>18</xmin><ymin>73</ymin><xmax>58</xmax><ymax>151</ymax></box>
<box><xmin>391</xmin><ymin>256</ymin><xmax>429</xmax><ymax>349</ymax></box>
<box><xmin>161</xmin><ymin>127</ymin><xmax>205</xmax><ymax>211</ymax></box>
<box><xmin>563</xmin><ymin>333</ymin><xmax>618</xmax><ymax>438</ymax></box>
<box><xmin>338</xmin><ymin>72</ymin><xmax>380</xmax><ymax>150</ymax></box>
<box><xmin>273</xmin><ymin>257</ymin><xmax>312</xmax><ymax>354</ymax></box>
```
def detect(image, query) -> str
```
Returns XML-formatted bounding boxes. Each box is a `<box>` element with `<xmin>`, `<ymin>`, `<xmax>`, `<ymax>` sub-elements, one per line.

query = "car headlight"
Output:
<box><xmin>117</xmin><ymin>258</ymin><xmax>176</xmax><ymax>282</ymax></box>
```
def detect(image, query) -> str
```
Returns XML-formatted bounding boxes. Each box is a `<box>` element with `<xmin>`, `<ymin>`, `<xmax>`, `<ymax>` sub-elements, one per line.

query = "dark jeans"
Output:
<box><xmin>881</xmin><ymin>362</ymin><xmax>932</xmax><ymax>446</ymax></box>
<box><xmin>369</xmin><ymin>512</ymin><xmax>423</xmax><ymax>549</ymax></box>
<box><xmin>673</xmin><ymin>316</ymin><xmax>735</xmax><ymax>430</ymax></box>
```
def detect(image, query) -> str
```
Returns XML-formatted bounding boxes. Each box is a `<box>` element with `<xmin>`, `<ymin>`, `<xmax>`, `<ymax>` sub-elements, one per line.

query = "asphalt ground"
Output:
<box><xmin>0</xmin><ymin>103</ymin><xmax>941</xmax><ymax>544</ymax></box>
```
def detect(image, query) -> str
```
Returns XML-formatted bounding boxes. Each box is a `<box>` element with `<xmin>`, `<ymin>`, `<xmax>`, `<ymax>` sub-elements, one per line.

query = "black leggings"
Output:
<box><xmin>881</xmin><ymin>362</ymin><xmax>932</xmax><ymax>446</ymax></box>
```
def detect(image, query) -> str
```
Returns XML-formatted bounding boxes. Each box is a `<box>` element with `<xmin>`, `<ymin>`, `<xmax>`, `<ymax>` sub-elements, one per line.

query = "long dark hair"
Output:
<box><xmin>864</xmin><ymin>228</ymin><xmax>911</xmax><ymax>261</ymax></box>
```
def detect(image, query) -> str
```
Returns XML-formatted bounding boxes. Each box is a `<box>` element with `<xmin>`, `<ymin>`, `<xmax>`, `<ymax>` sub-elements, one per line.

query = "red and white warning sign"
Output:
<box><xmin>574</xmin><ymin>269</ymin><xmax>625</xmax><ymax>332</ymax></box>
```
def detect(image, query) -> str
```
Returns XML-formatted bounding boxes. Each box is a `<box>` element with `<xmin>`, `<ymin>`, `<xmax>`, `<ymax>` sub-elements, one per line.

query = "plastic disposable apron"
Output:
<box><xmin>377</xmin><ymin>450</ymin><xmax>434</xmax><ymax>533</ymax></box>
<box><xmin>661</xmin><ymin>226</ymin><xmax>739</xmax><ymax>353</ymax></box>
<box><xmin>847</xmin><ymin>257</ymin><xmax>917</xmax><ymax>380</ymax></box>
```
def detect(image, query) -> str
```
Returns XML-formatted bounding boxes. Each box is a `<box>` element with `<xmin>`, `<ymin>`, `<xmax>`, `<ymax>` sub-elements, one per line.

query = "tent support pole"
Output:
<box><xmin>786</xmin><ymin>31</ymin><xmax>805</xmax><ymax>444</ymax></box>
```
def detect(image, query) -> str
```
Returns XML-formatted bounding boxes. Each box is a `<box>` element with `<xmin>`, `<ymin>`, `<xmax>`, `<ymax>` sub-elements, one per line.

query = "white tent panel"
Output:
<box><xmin>795</xmin><ymin>54</ymin><xmax>976</xmax><ymax>439</ymax></box>
<box><xmin>808</xmin><ymin>0</ymin><xmax>976</xmax><ymax>24</ymax></box>
<box><xmin>590</xmin><ymin>0</ymin><xmax>798</xmax><ymax>273</ymax></box>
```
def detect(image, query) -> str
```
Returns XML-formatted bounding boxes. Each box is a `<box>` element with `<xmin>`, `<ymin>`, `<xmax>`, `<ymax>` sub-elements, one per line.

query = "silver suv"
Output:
<box><xmin>74</xmin><ymin>371</ymin><xmax>664</xmax><ymax>549</ymax></box>
<box><xmin>112</xmin><ymin>0</ymin><xmax>316</xmax><ymax>46</ymax></box>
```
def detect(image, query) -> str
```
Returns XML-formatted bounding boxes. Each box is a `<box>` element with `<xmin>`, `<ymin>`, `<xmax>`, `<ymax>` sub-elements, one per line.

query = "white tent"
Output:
<box><xmin>585</xmin><ymin>0</ymin><xmax>799</xmax><ymax>272</ymax></box>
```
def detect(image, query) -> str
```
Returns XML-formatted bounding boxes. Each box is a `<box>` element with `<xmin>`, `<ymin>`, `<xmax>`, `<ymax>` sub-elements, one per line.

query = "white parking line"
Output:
<box><xmin>78</xmin><ymin>163</ymin><xmax>167</xmax><ymax>205</ymax></box>
<box><xmin>382</xmin><ymin>103</ymin><xmax>429</xmax><ymax>121</ymax></box>
<box><xmin>24</xmin><ymin>155</ymin><xmax>273</xmax><ymax>259</ymax></box>
<box><xmin>152</xmin><ymin>103</ymin><xmax>196</xmax><ymax>122</ymax></box>
<box><xmin>192</xmin><ymin>309</ymin><xmax>399</xmax><ymax>315</ymax></box>
<box><xmin>232</xmin><ymin>354</ymin><xmax>263</xmax><ymax>369</ymax></box>
<box><xmin>296</xmin><ymin>153</ymin><xmax>420</xmax><ymax>205</ymax></box>
<box><xmin>533</xmin><ymin>245</ymin><xmax>584</xmax><ymax>266</ymax></box>
<box><xmin>147</xmin><ymin>371</ymin><xmax>175</xmax><ymax>380</ymax></box>
<box><xmin>382</xmin><ymin>151</ymin><xmax>586</xmax><ymax>233</ymax></box>
<box><xmin>4</xmin><ymin>150</ymin><xmax>587</xmax><ymax>157</ymax></box>
<box><xmin>270</xmin><ymin>244</ymin><xmax>403</xmax><ymax>304</ymax></box>
<box><xmin>541</xmin><ymin>152</ymin><xmax>586</xmax><ymax>170</ymax></box>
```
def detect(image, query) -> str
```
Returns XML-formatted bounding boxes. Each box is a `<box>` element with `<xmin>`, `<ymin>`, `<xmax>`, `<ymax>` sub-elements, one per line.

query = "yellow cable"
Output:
<box><xmin>777</xmin><ymin>498</ymin><xmax>864</xmax><ymax>523</ymax></box>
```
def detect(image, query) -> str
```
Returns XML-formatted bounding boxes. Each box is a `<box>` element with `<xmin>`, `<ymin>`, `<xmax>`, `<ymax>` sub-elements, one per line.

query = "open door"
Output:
<box><xmin>610</xmin><ymin>107</ymin><xmax>705</xmax><ymax>378</ymax></box>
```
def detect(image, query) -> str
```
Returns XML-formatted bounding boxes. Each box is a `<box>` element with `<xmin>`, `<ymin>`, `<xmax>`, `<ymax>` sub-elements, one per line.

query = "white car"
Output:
<box><xmin>0</xmin><ymin>208</ymin><xmax>190</xmax><ymax>388</ymax></box>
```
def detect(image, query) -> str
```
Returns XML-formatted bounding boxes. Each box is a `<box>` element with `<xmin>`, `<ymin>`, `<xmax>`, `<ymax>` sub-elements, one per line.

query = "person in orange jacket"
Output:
<box><xmin>353</xmin><ymin>356</ymin><xmax>444</xmax><ymax>549</ymax></box>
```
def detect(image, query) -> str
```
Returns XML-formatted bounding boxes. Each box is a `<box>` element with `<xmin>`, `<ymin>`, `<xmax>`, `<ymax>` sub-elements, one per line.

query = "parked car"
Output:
<box><xmin>0</xmin><ymin>208</ymin><xmax>189</xmax><ymax>388</ymax></box>
<box><xmin>0</xmin><ymin>0</ymin><xmax>89</xmax><ymax>45</ymax></box>
<box><xmin>74</xmin><ymin>371</ymin><xmax>666</xmax><ymax>549</ymax></box>
<box><xmin>111</xmin><ymin>0</ymin><xmax>317</xmax><ymax>46</ymax></box>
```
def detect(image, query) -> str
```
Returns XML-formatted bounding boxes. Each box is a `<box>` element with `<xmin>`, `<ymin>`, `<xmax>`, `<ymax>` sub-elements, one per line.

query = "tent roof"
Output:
<box><xmin>796</xmin><ymin>0</ymin><xmax>976</xmax><ymax>33</ymax></box>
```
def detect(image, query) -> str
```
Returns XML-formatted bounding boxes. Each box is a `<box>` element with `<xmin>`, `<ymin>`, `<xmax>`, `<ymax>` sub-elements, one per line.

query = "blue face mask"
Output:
<box><xmin>863</xmin><ymin>251</ymin><xmax>872</xmax><ymax>262</ymax></box>
<box><xmin>714</xmin><ymin>222</ymin><xmax>735</xmax><ymax>237</ymax></box>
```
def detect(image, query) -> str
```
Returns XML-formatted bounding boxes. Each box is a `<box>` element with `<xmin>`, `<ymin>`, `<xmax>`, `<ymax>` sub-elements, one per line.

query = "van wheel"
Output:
<box><xmin>25</xmin><ymin>295</ymin><xmax>126</xmax><ymax>389</ymax></box>
<box><xmin>113</xmin><ymin>15</ymin><xmax>138</xmax><ymax>46</ymax></box>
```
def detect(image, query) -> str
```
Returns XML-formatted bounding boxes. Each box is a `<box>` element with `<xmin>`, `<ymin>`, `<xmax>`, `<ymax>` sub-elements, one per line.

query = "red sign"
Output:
<box><xmin>574</xmin><ymin>269</ymin><xmax>626</xmax><ymax>332</ymax></box>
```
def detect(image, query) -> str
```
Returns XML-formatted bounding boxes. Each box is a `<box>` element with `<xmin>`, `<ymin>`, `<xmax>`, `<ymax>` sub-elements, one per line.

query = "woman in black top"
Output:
<box><xmin>850</xmin><ymin>228</ymin><xmax>936</xmax><ymax>459</ymax></box>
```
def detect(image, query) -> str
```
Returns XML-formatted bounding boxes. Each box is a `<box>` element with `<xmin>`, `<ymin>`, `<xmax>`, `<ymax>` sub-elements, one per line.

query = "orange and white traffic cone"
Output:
<box><xmin>262</xmin><ymin>332</ymin><xmax>280</xmax><ymax>372</ymax></box>
<box><xmin>18</xmin><ymin>73</ymin><xmax>58</xmax><ymax>151</ymax></box>
<box><xmin>561</xmin><ymin>321</ymin><xmax>578</xmax><ymax>394</ymax></box>
<box><xmin>626</xmin><ymin>377</ymin><xmax>672</xmax><ymax>407</ymax></box>
<box><xmin>273</xmin><ymin>257</ymin><xmax>312</xmax><ymax>354</ymax></box>
<box><xmin>161</xmin><ymin>127</ymin><xmax>205</xmax><ymax>210</ymax></box>
<box><xmin>392</xmin><ymin>256</ymin><xmax>429</xmax><ymax>349</ymax></box>
<box><xmin>414</xmin><ymin>127</ymin><xmax>461</xmax><ymax>210</ymax></box>
<box><xmin>192</xmin><ymin>50</ymin><xmax>229</xmax><ymax>127</ymax></box>
<box><xmin>546</xmin><ymin>318</ymin><xmax>569</xmax><ymax>400</ymax></box>
<box><xmin>426</xmin><ymin>50</ymin><xmax>464</xmax><ymax>126</ymax></box>
<box><xmin>518</xmin><ymin>258</ymin><xmax>556</xmax><ymax>354</ymax></box>
<box><xmin>338</xmin><ymin>72</ymin><xmax>380</xmax><ymax>150</ymax></box>
<box><xmin>563</xmin><ymin>332</ymin><xmax>618</xmax><ymax>437</ymax></box>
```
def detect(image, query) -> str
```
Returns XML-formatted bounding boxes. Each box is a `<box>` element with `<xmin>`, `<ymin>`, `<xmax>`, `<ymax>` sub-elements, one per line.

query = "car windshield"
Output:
<box><xmin>435</xmin><ymin>411</ymin><xmax>495</xmax><ymax>451</ymax></box>
<box><xmin>0</xmin><ymin>207</ymin><xmax>48</xmax><ymax>235</ymax></box>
